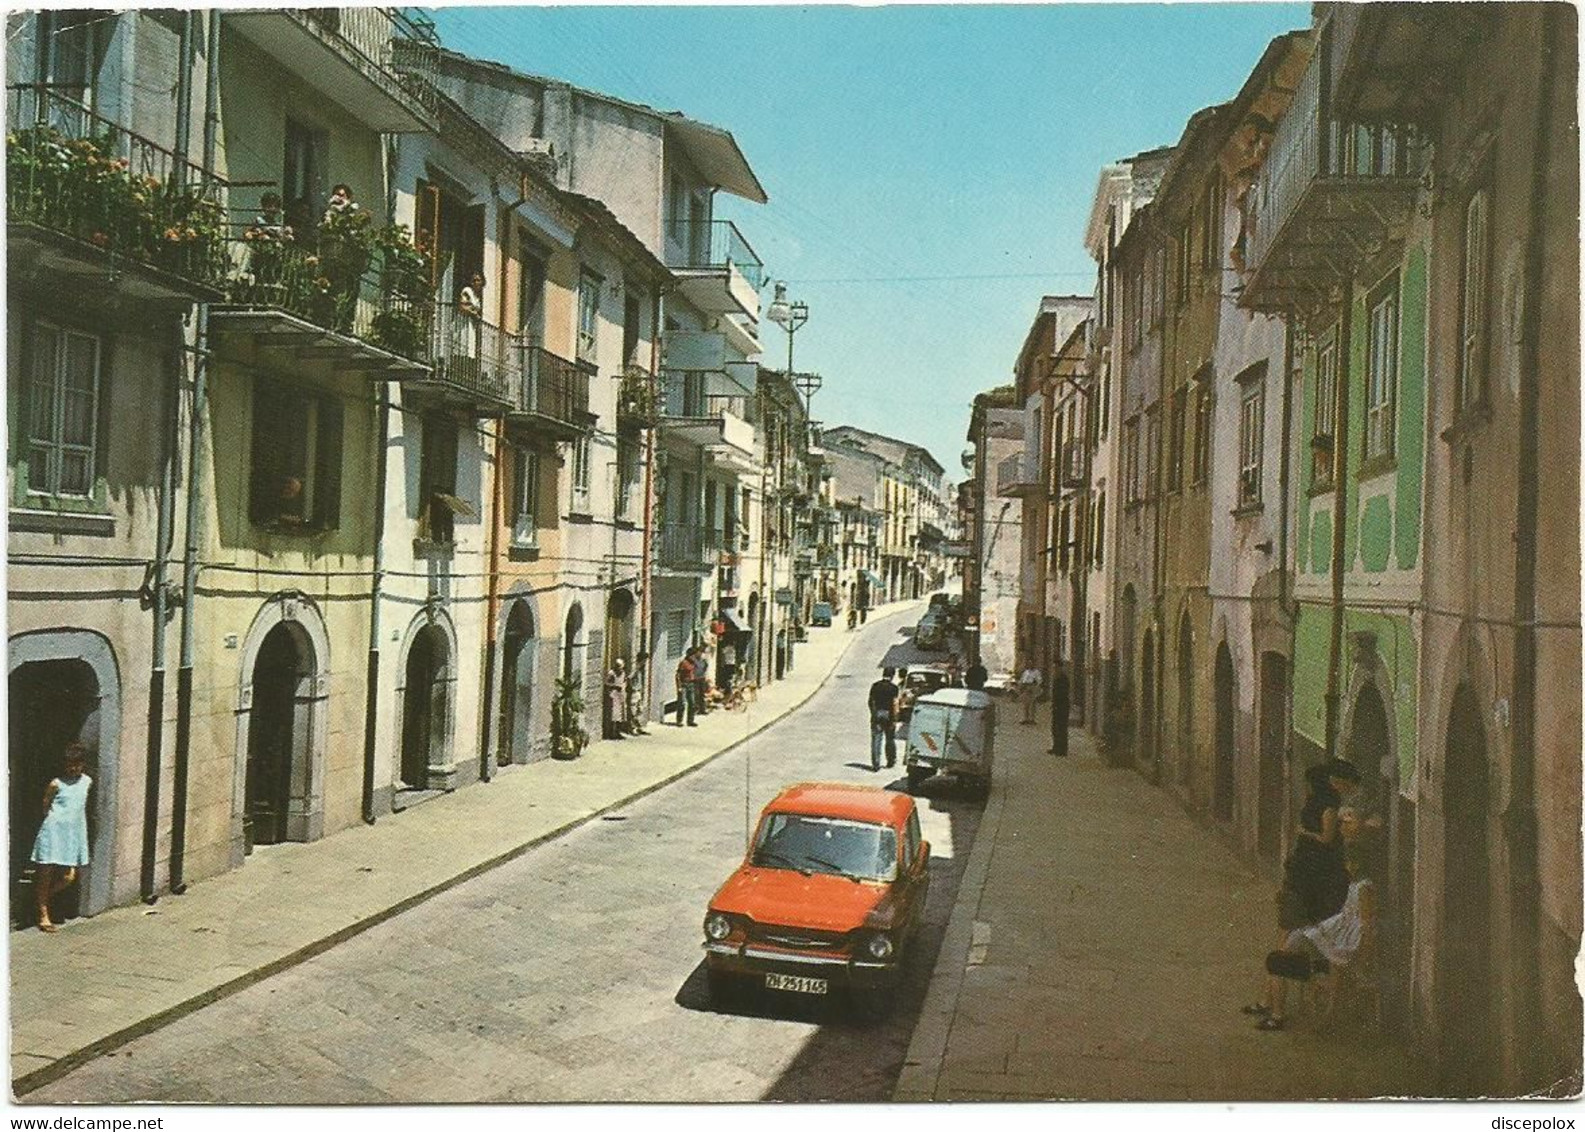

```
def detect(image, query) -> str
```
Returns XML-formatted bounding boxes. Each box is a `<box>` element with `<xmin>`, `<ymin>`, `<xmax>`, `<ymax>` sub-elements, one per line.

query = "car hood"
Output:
<box><xmin>712</xmin><ymin>866</ymin><xmax>895</xmax><ymax>932</ymax></box>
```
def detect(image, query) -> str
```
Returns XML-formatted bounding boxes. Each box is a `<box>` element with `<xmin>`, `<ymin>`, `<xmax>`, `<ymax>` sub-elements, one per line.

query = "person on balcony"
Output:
<box><xmin>321</xmin><ymin>182</ymin><xmax>359</xmax><ymax>225</ymax></box>
<box><xmin>457</xmin><ymin>273</ymin><xmax>485</xmax><ymax>367</ymax></box>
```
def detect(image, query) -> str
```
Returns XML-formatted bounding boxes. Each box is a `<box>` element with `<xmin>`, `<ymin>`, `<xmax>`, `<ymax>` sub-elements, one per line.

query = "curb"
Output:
<box><xmin>14</xmin><ymin>601</ymin><xmax>922</xmax><ymax>1098</ymax></box>
<box><xmin>892</xmin><ymin>707</ymin><xmax>1015</xmax><ymax>1103</ymax></box>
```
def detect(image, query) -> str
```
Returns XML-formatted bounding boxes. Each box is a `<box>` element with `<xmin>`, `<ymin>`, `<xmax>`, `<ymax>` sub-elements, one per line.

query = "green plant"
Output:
<box><xmin>552</xmin><ymin>675</ymin><xmax>589</xmax><ymax>759</ymax></box>
<box><xmin>618</xmin><ymin>366</ymin><xmax>660</xmax><ymax>426</ymax></box>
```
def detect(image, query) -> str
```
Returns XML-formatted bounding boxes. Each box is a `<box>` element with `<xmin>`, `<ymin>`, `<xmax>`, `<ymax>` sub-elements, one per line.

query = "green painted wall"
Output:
<box><xmin>1393</xmin><ymin>243</ymin><xmax>1427</xmax><ymax>570</ymax></box>
<box><xmin>1292</xmin><ymin>605</ymin><xmax>1419</xmax><ymax>787</ymax></box>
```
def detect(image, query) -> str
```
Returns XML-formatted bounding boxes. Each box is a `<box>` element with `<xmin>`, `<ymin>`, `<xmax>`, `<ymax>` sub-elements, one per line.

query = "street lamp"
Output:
<box><xmin>766</xmin><ymin>280</ymin><xmax>811</xmax><ymax>397</ymax></box>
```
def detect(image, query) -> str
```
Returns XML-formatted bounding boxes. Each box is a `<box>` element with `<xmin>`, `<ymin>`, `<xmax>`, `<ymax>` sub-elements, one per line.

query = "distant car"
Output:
<box><xmin>915</xmin><ymin>612</ymin><xmax>947</xmax><ymax>651</ymax></box>
<box><xmin>811</xmin><ymin>601</ymin><xmax>833</xmax><ymax>627</ymax></box>
<box><xmin>928</xmin><ymin>593</ymin><xmax>952</xmax><ymax>612</ymax></box>
<box><xmin>896</xmin><ymin>669</ymin><xmax>950</xmax><ymax>725</ymax></box>
<box><xmin>702</xmin><ymin>783</ymin><xmax>931</xmax><ymax>1014</ymax></box>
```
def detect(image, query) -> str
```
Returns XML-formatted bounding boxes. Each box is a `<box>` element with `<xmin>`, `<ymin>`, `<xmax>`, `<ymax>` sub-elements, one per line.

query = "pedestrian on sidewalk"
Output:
<box><xmin>868</xmin><ymin>668</ymin><xmax>900</xmax><ymax>772</ymax></box>
<box><xmin>847</xmin><ymin>606</ymin><xmax>858</xmax><ymax>631</ymax></box>
<box><xmin>1049</xmin><ymin>661</ymin><xmax>1071</xmax><ymax>756</ymax></box>
<box><xmin>674</xmin><ymin>650</ymin><xmax>698</xmax><ymax>727</ymax></box>
<box><xmin>1018</xmin><ymin>664</ymin><xmax>1042</xmax><ymax>724</ymax></box>
<box><xmin>604</xmin><ymin>659</ymin><xmax>628</xmax><ymax>740</ymax></box>
<box><xmin>626</xmin><ymin>653</ymin><xmax>649</xmax><ymax>735</ymax></box>
<box><xmin>694</xmin><ymin>648</ymin><xmax>712</xmax><ymax>716</ymax></box>
<box><xmin>32</xmin><ymin>743</ymin><xmax>92</xmax><ymax>933</ymax></box>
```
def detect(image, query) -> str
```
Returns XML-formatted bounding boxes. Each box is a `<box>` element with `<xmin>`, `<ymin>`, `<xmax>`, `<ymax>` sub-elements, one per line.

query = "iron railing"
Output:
<box><xmin>657</xmin><ymin>522</ymin><xmax>709</xmax><ymax>568</ymax></box>
<box><xmin>6</xmin><ymin>84</ymin><xmax>230</xmax><ymax>289</ymax></box>
<box><xmin>667</xmin><ymin>219</ymin><xmax>766</xmax><ymax>290</ymax></box>
<box><xmin>426</xmin><ymin>303</ymin><xmax>514</xmax><ymax>403</ymax></box>
<box><xmin>295</xmin><ymin>7</ymin><xmax>440</xmax><ymax>115</ymax></box>
<box><xmin>517</xmin><ymin>337</ymin><xmax>593</xmax><ymax>426</ymax></box>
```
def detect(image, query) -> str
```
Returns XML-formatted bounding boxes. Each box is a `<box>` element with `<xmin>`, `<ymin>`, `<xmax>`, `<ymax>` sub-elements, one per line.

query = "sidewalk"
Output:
<box><xmin>9</xmin><ymin>600</ymin><xmax>921</xmax><ymax>1095</ymax></box>
<box><xmin>894</xmin><ymin>713</ymin><xmax>1429</xmax><ymax>1101</ymax></box>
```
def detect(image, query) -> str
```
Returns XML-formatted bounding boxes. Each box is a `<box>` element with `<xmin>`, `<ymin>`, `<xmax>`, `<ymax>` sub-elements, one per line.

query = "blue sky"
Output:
<box><xmin>432</xmin><ymin>3</ymin><xmax>1309</xmax><ymax>476</ymax></box>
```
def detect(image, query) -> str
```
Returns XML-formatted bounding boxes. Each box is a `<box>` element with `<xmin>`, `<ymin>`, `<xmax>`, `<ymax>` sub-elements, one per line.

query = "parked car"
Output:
<box><xmin>904</xmin><ymin>688</ymin><xmax>995</xmax><ymax>796</ymax></box>
<box><xmin>702</xmin><ymin>783</ymin><xmax>931</xmax><ymax>1014</ymax></box>
<box><xmin>897</xmin><ymin>668</ymin><xmax>950</xmax><ymax>725</ymax></box>
<box><xmin>914</xmin><ymin>610</ymin><xmax>948</xmax><ymax>651</ymax></box>
<box><xmin>811</xmin><ymin>601</ymin><xmax>833</xmax><ymax>627</ymax></box>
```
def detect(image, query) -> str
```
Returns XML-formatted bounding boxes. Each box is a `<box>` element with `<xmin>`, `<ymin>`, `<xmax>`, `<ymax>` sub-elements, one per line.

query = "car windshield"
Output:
<box><xmin>751</xmin><ymin>813</ymin><xmax>898</xmax><ymax>881</ymax></box>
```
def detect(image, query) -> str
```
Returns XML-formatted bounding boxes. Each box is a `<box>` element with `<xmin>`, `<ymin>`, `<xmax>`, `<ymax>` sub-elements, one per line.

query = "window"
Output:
<box><xmin>283</xmin><ymin>118</ymin><xmax>327</xmax><ymax>237</ymax></box>
<box><xmin>1058</xmin><ymin>503</ymin><xmax>1072</xmax><ymax>572</ymax></box>
<box><xmin>37</xmin><ymin>11</ymin><xmax>100</xmax><ymax>106</ymax></box>
<box><xmin>622</xmin><ymin>291</ymin><xmax>642</xmax><ymax>366</ymax></box>
<box><xmin>1201</xmin><ymin>172</ymin><xmax>1224</xmax><ymax>274</ymax></box>
<box><xmin>664</xmin><ymin>608</ymin><xmax>688</xmax><ymax>658</ymax></box>
<box><xmin>1192</xmin><ymin>382</ymin><xmax>1212</xmax><ymax>484</ymax></box>
<box><xmin>23</xmin><ymin>321</ymin><xmax>100</xmax><ymax>499</ymax></box>
<box><xmin>1129</xmin><ymin>266</ymin><xmax>1144</xmax><ymax>347</ymax></box>
<box><xmin>1313</xmin><ymin>334</ymin><xmax>1339</xmax><ymax>488</ymax></box>
<box><xmin>1144</xmin><ymin>406</ymin><xmax>1160</xmax><ymax>498</ymax></box>
<box><xmin>577</xmin><ymin>268</ymin><xmax>601</xmax><ymax>362</ymax></box>
<box><xmin>518</xmin><ymin>243</ymin><xmax>547</xmax><ymax>338</ymax></box>
<box><xmin>704</xmin><ymin>479</ymin><xmax>718</xmax><ymax>535</ymax></box>
<box><xmin>249</xmin><ymin>382</ymin><xmax>344</xmax><ymax>531</ymax></box>
<box><xmin>1175</xmin><ymin>226</ymin><xmax>1191</xmax><ymax>306</ymax></box>
<box><xmin>1365</xmin><ymin>283</ymin><xmax>1399</xmax><ymax>461</ymax></box>
<box><xmin>1093</xmin><ymin>493</ymin><xmax>1105</xmax><ymax>568</ymax></box>
<box><xmin>1167</xmin><ymin>387</ymin><xmax>1187</xmax><ymax>491</ymax></box>
<box><xmin>616</xmin><ymin>437</ymin><xmax>638</xmax><ymax>521</ymax></box>
<box><xmin>668</xmin><ymin>173</ymin><xmax>685</xmax><ymax>240</ymax></box>
<box><xmin>417</xmin><ymin>414</ymin><xmax>466</xmax><ymax>544</ymax></box>
<box><xmin>1100</xmin><ymin>365</ymin><xmax>1111</xmax><ymax>437</ymax></box>
<box><xmin>1238</xmin><ymin>382</ymin><xmax>1265</xmax><ymax>508</ymax></box>
<box><xmin>1124</xmin><ymin>417</ymin><xmax>1140</xmax><ymax>504</ymax></box>
<box><xmin>1458</xmin><ymin>186</ymin><xmax>1492</xmax><ymax>411</ymax></box>
<box><xmin>571</xmin><ymin>433</ymin><xmax>592</xmax><ymax>507</ymax></box>
<box><xmin>513</xmin><ymin>446</ymin><xmax>540</xmax><ymax>546</ymax></box>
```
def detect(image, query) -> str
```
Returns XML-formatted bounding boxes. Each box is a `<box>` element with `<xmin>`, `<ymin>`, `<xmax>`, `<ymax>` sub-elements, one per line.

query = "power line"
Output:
<box><xmin>785</xmin><ymin>270</ymin><xmax>1095</xmax><ymax>285</ymax></box>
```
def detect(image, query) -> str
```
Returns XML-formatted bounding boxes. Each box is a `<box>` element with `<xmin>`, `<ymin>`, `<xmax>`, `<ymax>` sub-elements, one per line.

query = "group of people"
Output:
<box><xmin>1016</xmin><ymin>662</ymin><xmax>1073</xmax><ymax>759</ymax></box>
<box><xmin>1245</xmin><ymin>756</ymin><xmax>1380</xmax><ymax>1031</ymax></box>
<box><xmin>670</xmin><ymin>646</ymin><xmax>714</xmax><ymax>727</ymax></box>
<box><xmin>601</xmin><ymin>657</ymin><xmax>649</xmax><ymax>740</ymax></box>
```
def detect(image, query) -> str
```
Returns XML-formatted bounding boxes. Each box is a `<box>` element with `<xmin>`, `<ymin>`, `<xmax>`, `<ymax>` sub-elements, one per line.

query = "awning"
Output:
<box><xmin>720</xmin><ymin>607</ymin><xmax>752</xmax><ymax>635</ymax></box>
<box><xmin>863</xmin><ymin>570</ymin><xmax>884</xmax><ymax>588</ymax></box>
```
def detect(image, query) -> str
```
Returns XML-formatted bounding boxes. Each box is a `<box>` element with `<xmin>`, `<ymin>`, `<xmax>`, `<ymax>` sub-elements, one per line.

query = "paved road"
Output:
<box><xmin>33</xmin><ymin>608</ymin><xmax>983</xmax><ymax>1103</ymax></box>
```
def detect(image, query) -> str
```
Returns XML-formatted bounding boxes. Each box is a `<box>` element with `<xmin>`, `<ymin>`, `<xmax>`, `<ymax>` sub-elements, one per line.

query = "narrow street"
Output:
<box><xmin>28</xmin><ymin>608</ymin><xmax>983</xmax><ymax>1104</ymax></box>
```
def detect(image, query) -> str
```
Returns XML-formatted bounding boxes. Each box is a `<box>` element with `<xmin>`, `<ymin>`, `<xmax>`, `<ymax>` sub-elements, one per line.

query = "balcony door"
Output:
<box><xmin>416</xmin><ymin>179</ymin><xmax>485</xmax><ymax>309</ymax></box>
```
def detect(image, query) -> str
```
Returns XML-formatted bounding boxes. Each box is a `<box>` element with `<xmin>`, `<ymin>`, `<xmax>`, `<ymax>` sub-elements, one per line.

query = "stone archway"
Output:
<box><xmin>233</xmin><ymin>594</ymin><xmax>330</xmax><ymax>861</ymax></box>
<box><xmin>497</xmin><ymin>598</ymin><xmax>538</xmax><ymax>766</ymax></box>
<box><xmin>8</xmin><ymin>629</ymin><xmax>122</xmax><ymax>922</ymax></box>
<box><xmin>1439</xmin><ymin>681</ymin><xmax>1493</xmax><ymax>1093</ymax></box>
<box><xmin>1176</xmin><ymin>612</ymin><xmax>1195</xmax><ymax>792</ymax></box>
<box><xmin>1213</xmin><ymin>642</ymin><xmax>1235</xmax><ymax>822</ymax></box>
<box><xmin>1140</xmin><ymin>626</ymin><xmax>1156</xmax><ymax>769</ymax></box>
<box><xmin>400</xmin><ymin>622</ymin><xmax>453</xmax><ymax>791</ymax></box>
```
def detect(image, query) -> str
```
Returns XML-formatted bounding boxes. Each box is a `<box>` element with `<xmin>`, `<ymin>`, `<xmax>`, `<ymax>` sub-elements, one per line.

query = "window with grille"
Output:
<box><xmin>1458</xmin><ymin>186</ymin><xmax>1491</xmax><ymax>412</ymax></box>
<box><xmin>571</xmin><ymin>433</ymin><xmax>592</xmax><ymax>506</ymax></box>
<box><xmin>1313</xmin><ymin>333</ymin><xmax>1339</xmax><ymax>488</ymax></box>
<box><xmin>1239</xmin><ymin>383</ymin><xmax>1265</xmax><ymax>508</ymax></box>
<box><xmin>24</xmin><ymin>321</ymin><xmax>100</xmax><ymax>500</ymax></box>
<box><xmin>249</xmin><ymin>382</ymin><xmax>344</xmax><ymax>532</ymax></box>
<box><xmin>513</xmin><ymin>446</ymin><xmax>540</xmax><ymax>546</ymax></box>
<box><xmin>1365</xmin><ymin>283</ymin><xmax>1399</xmax><ymax>462</ymax></box>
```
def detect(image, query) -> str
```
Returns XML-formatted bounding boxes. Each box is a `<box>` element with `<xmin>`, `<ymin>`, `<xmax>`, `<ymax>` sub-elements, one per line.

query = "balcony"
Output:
<box><xmin>224</xmin><ymin>7</ymin><xmax>438</xmax><ymax>132</ymax></box>
<box><xmin>402</xmin><ymin>304</ymin><xmax>515</xmax><ymax>413</ymax></box>
<box><xmin>6</xmin><ymin>85</ymin><xmax>229</xmax><ymax>303</ymax></box>
<box><xmin>667</xmin><ymin>220</ymin><xmax>765</xmax><ymax>321</ymax></box>
<box><xmin>1239</xmin><ymin>31</ymin><xmax>1425</xmax><ymax>314</ymax></box>
<box><xmin>658</xmin><ymin>373</ymin><xmax>759</xmax><ymax>472</ymax></box>
<box><xmin>1061</xmin><ymin>446</ymin><xmax>1088</xmax><ymax>492</ymax></box>
<box><xmin>211</xmin><ymin>221</ymin><xmax>431</xmax><ymax>380</ymax></box>
<box><xmin>1326</xmin><ymin>2</ymin><xmax>1490</xmax><ymax>125</ymax></box>
<box><xmin>656</xmin><ymin>522</ymin><xmax>718</xmax><ymax>573</ymax></box>
<box><xmin>507</xmin><ymin>338</ymin><xmax>595</xmax><ymax>439</ymax></box>
<box><xmin>617</xmin><ymin>364</ymin><xmax>660</xmax><ymax>431</ymax></box>
<box><xmin>997</xmin><ymin>451</ymin><xmax>1042</xmax><ymax>498</ymax></box>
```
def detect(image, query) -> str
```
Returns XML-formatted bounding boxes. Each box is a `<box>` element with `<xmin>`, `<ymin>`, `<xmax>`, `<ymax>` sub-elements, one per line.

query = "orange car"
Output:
<box><xmin>702</xmin><ymin>782</ymin><xmax>930</xmax><ymax>1011</ymax></box>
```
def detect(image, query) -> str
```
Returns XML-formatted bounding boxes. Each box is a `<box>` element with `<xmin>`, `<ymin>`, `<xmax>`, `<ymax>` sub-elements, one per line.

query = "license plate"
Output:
<box><xmin>764</xmin><ymin>972</ymin><xmax>828</xmax><ymax>995</ymax></box>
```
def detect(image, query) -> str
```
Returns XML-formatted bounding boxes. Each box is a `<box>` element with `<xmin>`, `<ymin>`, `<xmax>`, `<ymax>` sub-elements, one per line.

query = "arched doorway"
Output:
<box><xmin>1176</xmin><ymin>614</ymin><xmax>1195</xmax><ymax>790</ymax></box>
<box><xmin>1139</xmin><ymin>627</ymin><xmax>1156</xmax><ymax>768</ymax></box>
<box><xmin>401</xmin><ymin>625</ymin><xmax>451</xmax><ymax>790</ymax></box>
<box><xmin>246</xmin><ymin>622</ymin><xmax>314</xmax><ymax>851</ymax></box>
<box><xmin>1257</xmin><ymin>652</ymin><xmax>1289</xmax><ymax>859</ymax></box>
<box><xmin>10</xmin><ymin>658</ymin><xmax>99</xmax><ymax>927</ymax></box>
<box><xmin>498</xmin><ymin>600</ymin><xmax>536</xmax><ymax>765</ymax></box>
<box><xmin>562</xmin><ymin>603</ymin><xmax>585</xmax><ymax>683</ymax></box>
<box><xmin>1440</xmin><ymin>682</ymin><xmax>1491</xmax><ymax>1093</ymax></box>
<box><xmin>1213</xmin><ymin>643</ymin><xmax>1235</xmax><ymax>821</ymax></box>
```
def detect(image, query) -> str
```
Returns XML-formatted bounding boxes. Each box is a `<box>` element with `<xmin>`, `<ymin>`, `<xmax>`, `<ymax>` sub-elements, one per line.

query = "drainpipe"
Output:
<box><xmin>1149</xmin><ymin>235</ymin><xmax>1170</xmax><ymax>785</ymax></box>
<box><xmin>640</xmin><ymin>287</ymin><xmax>661</xmax><ymax>717</ymax></box>
<box><xmin>1505</xmin><ymin>3</ymin><xmax>1561</xmax><ymax>1089</ymax></box>
<box><xmin>1322</xmin><ymin>290</ymin><xmax>1353</xmax><ymax>759</ymax></box>
<box><xmin>167</xmin><ymin>7</ymin><xmax>222</xmax><ymax>897</ymax></box>
<box><xmin>140</xmin><ymin>9</ymin><xmax>195</xmax><ymax>902</ymax></box>
<box><xmin>479</xmin><ymin>414</ymin><xmax>504</xmax><ymax>784</ymax></box>
<box><xmin>361</xmin><ymin>393</ymin><xmax>392</xmax><ymax>823</ymax></box>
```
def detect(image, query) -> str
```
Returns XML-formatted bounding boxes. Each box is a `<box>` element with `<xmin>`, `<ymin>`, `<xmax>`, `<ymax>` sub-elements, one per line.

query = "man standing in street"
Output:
<box><xmin>694</xmin><ymin>647</ymin><xmax>711</xmax><ymax>716</ymax></box>
<box><xmin>867</xmin><ymin>667</ymin><xmax>900</xmax><ymax>772</ymax></box>
<box><xmin>965</xmin><ymin>659</ymin><xmax>988</xmax><ymax>691</ymax></box>
<box><xmin>674</xmin><ymin>649</ymin><xmax>697</xmax><ymax>727</ymax></box>
<box><xmin>1018</xmin><ymin>663</ymin><xmax>1042</xmax><ymax>724</ymax></box>
<box><xmin>1049</xmin><ymin>660</ymin><xmax>1071</xmax><ymax>757</ymax></box>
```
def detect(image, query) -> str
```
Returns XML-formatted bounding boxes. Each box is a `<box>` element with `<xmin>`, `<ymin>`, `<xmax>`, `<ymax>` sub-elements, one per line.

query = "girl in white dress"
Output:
<box><xmin>32</xmin><ymin>743</ymin><xmax>92</xmax><ymax>933</ymax></box>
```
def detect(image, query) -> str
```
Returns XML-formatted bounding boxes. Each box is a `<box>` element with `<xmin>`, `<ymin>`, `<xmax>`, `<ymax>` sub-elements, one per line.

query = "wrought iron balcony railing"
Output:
<box><xmin>6</xmin><ymin>84</ymin><xmax>229</xmax><ymax>292</ymax></box>
<box><xmin>418</xmin><ymin>302</ymin><xmax>515</xmax><ymax>406</ymax></box>
<box><xmin>516</xmin><ymin>336</ymin><xmax>594</xmax><ymax>428</ymax></box>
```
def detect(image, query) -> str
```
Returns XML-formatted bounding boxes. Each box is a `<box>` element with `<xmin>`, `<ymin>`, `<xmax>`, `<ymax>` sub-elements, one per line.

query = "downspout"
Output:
<box><xmin>168</xmin><ymin>6</ymin><xmax>222</xmax><ymax>896</ymax></box>
<box><xmin>141</xmin><ymin>8</ymin><xmax>195</xmax><ymax>902</ymax></box>
<box><xmin>1276</xmin><ymin>313</ymin><xmax>1296</xmax><ymax>618</ymax></box>
<box><xmin>361</xmin><ymin>393</ymin><xmax>392</xmax><ymax>822</ymax></box>
<box><xmin>479</xmin><ymin>415</ymin><xmax>503</xmax><ymax>784</ymax></box>
<box><xmin>1322</xmin><ymin>290</ymin><xmax>1353</xmax><ymax>759</ymax></box>
<box><xmin>640</xmin><ymin>287</ymin><xmax>661</xmax><ymax>717</ymax></box>
<box><xmin>1149</xmin><ymin>234</ymin><xmax>1170</xmax><ymax>784</ymax></box>
<box><xmin>1505</xmin><ymin>3</ymin><xmax>1561</xmax><ymax>1088</ymax></box>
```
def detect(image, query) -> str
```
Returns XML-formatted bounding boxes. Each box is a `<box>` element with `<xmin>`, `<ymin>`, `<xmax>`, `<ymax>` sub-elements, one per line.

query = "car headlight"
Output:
<box><xmin>704</xmin><ymin>912</ymin><xmax>733</xmax><ymax>942</ymax></box>
<box><xmin>866</xmin><ymin>932</ymin><xmax>894</xmax><ymax>960</ymax></box>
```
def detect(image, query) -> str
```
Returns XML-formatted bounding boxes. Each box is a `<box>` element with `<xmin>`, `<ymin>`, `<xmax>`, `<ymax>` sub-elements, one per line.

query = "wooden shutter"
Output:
<box><xmin>416</xmin><ymin>180</ymin><xmax>441</xmax><ymax>289</ymax></box>
<box><xmin>312</xmin><ymin>394</ymin><xmax>343</xmax><ymax>530</ymax></box>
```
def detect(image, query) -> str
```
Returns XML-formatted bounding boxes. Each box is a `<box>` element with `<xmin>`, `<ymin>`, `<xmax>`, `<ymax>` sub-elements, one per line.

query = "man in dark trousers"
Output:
<box><xmin>1049</xmin><ymin>660</ymin><xmax>1071</xmax><ymax>757</ymax></box>
<box><xmin>964</xmin><ymin>660</ymin><xmax>988</xmax><ymax>691</ymax></box>
<box><xmin>867</xmin><ymin>667</ymin><xmax>900</xmax><ymax>771</ymax></box>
